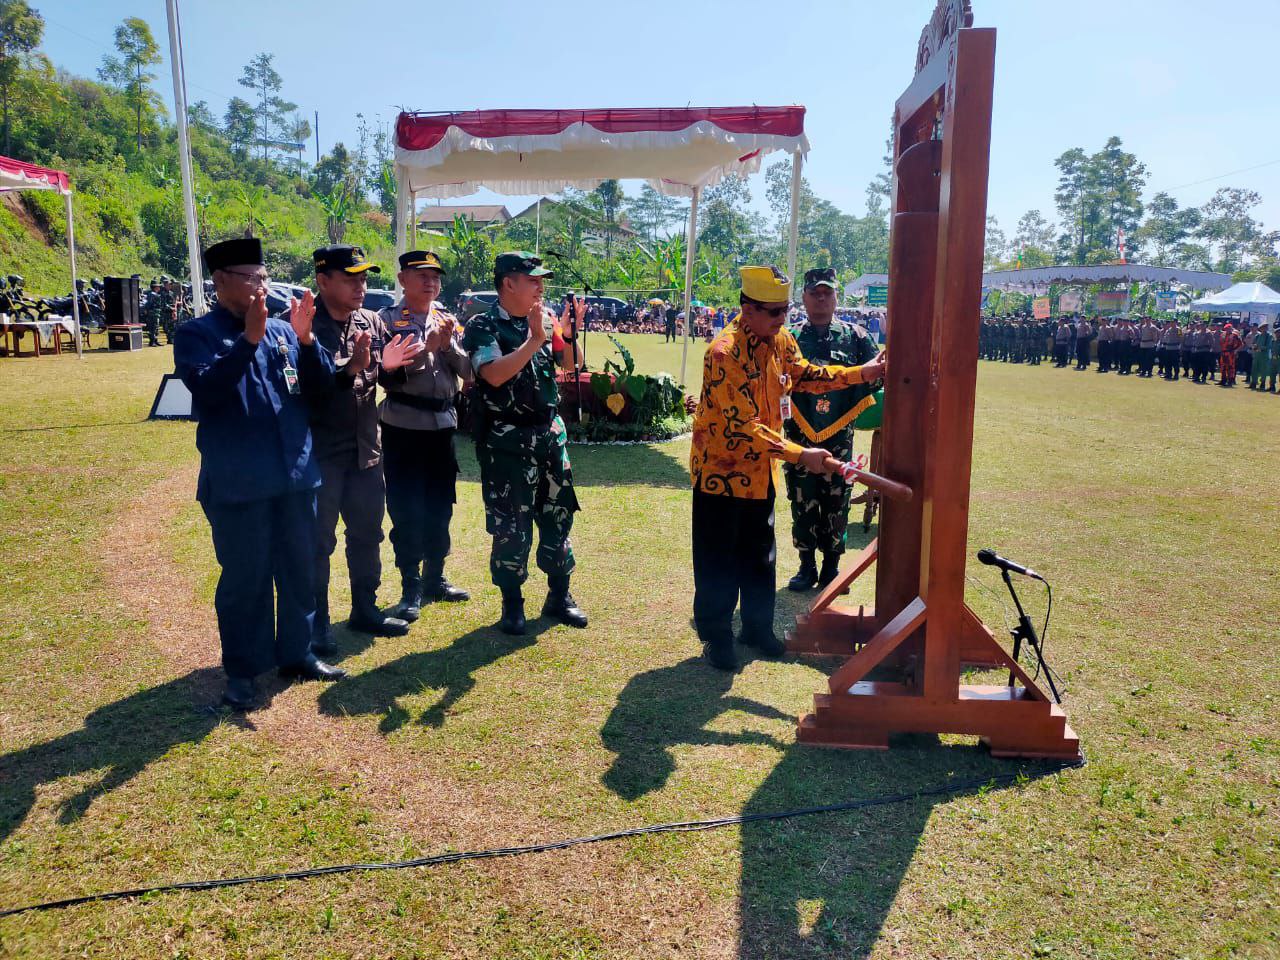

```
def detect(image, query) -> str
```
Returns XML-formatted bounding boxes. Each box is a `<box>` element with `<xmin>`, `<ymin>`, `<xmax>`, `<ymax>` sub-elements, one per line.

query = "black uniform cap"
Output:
<box><xmin>204</xmin><ymin>238</ymin><xmax>264</xmax><ymax>273</ymax></box>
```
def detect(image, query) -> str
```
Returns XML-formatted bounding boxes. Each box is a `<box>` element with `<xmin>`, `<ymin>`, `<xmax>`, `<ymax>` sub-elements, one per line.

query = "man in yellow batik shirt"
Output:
<box><xmin>689</xmin><ymin>266</ymin><xmax>885</xmax><ymax>670</ymax></box>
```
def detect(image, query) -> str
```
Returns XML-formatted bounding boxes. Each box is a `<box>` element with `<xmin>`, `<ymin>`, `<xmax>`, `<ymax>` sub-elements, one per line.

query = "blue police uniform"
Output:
<box><xmin>173</xmin><ymin>305</ymin><xmax>335</xmax><ymax>678</ymax></box>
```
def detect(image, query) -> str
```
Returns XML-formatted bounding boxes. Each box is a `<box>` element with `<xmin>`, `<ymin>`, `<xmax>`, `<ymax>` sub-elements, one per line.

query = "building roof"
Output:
<box><xmin>416</xmin><ymin>204</ymin><xmax>510</xmax><ymax>225</ymax></box>
<box><xmin>511</xmin><ymin>198</ymin><xmax>636</xmax><ymax>235</ymax></box>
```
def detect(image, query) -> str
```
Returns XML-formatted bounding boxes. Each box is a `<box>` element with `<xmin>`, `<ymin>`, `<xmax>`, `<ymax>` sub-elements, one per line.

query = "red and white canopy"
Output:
<box><xmin>394</xmin><ymin>106</ymin><xmax>808</xmax><ymax>198</ymax></box>
<box><xmin>0</xmin><ymin>155</ymin><xmax>70</xmax><ymax>195</ymax></box>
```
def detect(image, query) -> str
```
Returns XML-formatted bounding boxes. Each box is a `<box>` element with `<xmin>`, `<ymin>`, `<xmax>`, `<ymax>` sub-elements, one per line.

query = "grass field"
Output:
<box><xmin>0</xmin><ymin>335</ymin><xmax>1277</xmax><ymax>959</ymax></box>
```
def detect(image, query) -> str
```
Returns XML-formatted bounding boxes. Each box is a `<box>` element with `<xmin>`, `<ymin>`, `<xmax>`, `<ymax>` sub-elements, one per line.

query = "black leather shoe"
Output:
<box><xmin>542</xmin><ymin>590</ymin><xmax>588</xmax><ymax>628</ymax></box>
<box><xmin>788</xmin><ymin>554</ymin><xmax>819</xmax><ymax>592</ymax></box>
<box><xmin>422</xmin><ymin>578</ymin><xmax>470</xmax><ymax>603</ymax></box>
<box><xmin>280</xmin><ymin>655</ymin><xmax>346</xmax><ymax>682</ymax></box>
<box><xmin>701</xmin><ymin>634</ymin><xmax>738</xmax><ymax>671</ymax></box>
<box><xmin>221</xmin><ymin>676</ymin><xmax>257</xmax><ymax>710</ymax></box>
<box><xmin>311</xmin><ymin>632</ymin><xmax>339</xmax><ymax>658</ymax></box>
<box><xmin>499</xmin><ymin>592</ymin><xmax>526</xmax><ymax>635</ymax></box>
<box><xmin>348</xmin><ymin>607</ymin><xmax>411</xmax><ymax>637</ymax></box>
<box><xmin>739</xmin><ymin>629</ymin><xmax>786</xmax><ymax>658</ymax></box>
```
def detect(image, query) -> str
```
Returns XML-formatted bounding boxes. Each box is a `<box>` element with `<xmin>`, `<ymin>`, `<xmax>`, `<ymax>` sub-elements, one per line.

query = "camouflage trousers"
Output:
<box><xmin>476</xmin><ymin>416</ymin><xmax>579</xmax><ymax>590</ymax></box>
<box><xmin>783</xmin><ymin>428</ymin><xmax>854</xmax><ymax>556</ymax></box>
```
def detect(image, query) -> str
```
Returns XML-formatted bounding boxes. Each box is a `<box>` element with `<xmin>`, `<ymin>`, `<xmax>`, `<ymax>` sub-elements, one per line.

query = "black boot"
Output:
<box><xmin>394</xmin><ymin>564</ymin><xmax>422</xmax><ymax>623</ymax></box>
<box><xmin>221</xmin><ymin>675</ymin><xmax>258</xmax><ymax>710</ymax></box>
<box><xmin>542</xmin><ymin>575</ymin><xmax>588</xmax><ymax>628</ymax></box>
<box><xmin>420</xmin><ymin>561</ymin><xmax>469</xmax><ymax>603</ymax></box>
<box><xmin>279</xmin><ymin>653</ymin><xmax>346</xmax><ymax>682</ymax></box>
<box><xmin>817</xmin><ymin>552</ymin><xmax>842</xmax><ymax>590</ymax></box>
<box><xmin>348</xmin><ymin>586</ymin><xmax>410</xmax><ymax>637</ymax></box>
<box><xmin>499</xmin><ymin>587</ymin><xmax>526</xmax><ymax>635</ymax></box>
<box><xmin>787</xmin><ymin>551</ymin><xmax>818</xmax><ymax>591</ymax></box>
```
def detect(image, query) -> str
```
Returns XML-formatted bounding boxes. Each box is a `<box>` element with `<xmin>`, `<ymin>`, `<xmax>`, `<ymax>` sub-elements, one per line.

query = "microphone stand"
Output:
<box><xmin>544</xmin><ymin>250</ymin><xmax>595</xmax><ymax>425</ymax></box>
<box><xmin>1000</xmin><ymin>568</ymin><xmax>1061</xmax><ymax>704</ymax></box>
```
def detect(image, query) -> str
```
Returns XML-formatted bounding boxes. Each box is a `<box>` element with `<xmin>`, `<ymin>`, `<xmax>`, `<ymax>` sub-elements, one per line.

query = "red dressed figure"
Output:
<box><xmin>1220</xmin><ymin>324</ymin><xmax>1244</xmax><ymax>386</ymax></box>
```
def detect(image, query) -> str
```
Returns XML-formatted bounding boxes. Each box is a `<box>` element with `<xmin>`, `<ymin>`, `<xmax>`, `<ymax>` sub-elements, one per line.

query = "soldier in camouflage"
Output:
<box><xmin>142</xmin><ymin>277</ymin><xmax>163</xmax><ymax>346</ymax></box>
<box><xmin>461</xmin><ymin>251</ymin><xmax>588</xmax><ymax>635</ymax></box>
<box><xmin>784</xmin><ymin>268</ymin><xmax>880</xmax><ymax>591</ymax></box>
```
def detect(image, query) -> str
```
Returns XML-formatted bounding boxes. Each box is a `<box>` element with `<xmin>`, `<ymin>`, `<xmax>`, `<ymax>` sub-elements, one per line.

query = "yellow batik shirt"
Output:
<box><xmin>690</xmin><ymin>320</ymin><xmax>870</xmax><ymax>499</ymax></box>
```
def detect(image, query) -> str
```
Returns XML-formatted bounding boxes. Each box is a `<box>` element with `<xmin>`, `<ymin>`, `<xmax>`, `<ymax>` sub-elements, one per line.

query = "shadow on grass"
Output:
<box><xmin>455</xmin><ymin>435</ymin><xmax>692</xmax><ymax>490</ymax></box>
<box><xmin>599</xmin><ymin>655</ymin><xmax>1063</xmax><ymax>958</ymax></box>
<box><xmin>0</xmin><ymin>667</ymin><xmax>257</xmax><ymax>843</ymax></box>
<box><xmin>317</xmin><ymin>622</ymin><xmax>553</xmax><ymax>732</ymax></box>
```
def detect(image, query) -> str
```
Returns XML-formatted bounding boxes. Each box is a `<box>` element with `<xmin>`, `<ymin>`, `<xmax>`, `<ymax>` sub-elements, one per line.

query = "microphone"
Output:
<box><xmin>976</xmin><ymin>548</ymin><xmax>1043</xmax><ymax>581</ymax></box>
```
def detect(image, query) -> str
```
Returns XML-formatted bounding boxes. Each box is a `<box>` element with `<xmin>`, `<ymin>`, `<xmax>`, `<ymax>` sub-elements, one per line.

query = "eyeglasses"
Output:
<box><xmin>223</xmin><ymin>269</ymin><xmax>270</xmax><ymax>287</ymax></box>
<box><xmin>744</xmin><ymin>300</ymin><xmax>789</xmax><ymax>318</ymax></box>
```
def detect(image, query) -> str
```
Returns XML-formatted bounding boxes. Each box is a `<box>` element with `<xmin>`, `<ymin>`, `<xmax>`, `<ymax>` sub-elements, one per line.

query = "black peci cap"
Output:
<box><xmin>204</xmin><ymin>237</ymin><xmax>264</xmax><ymax>273</ymax></box>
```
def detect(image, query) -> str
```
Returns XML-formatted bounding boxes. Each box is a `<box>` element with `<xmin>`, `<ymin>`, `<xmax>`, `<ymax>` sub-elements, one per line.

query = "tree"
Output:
<box><xmin>312</xmin><ymin>142</ymin><xmax>358</xmax><ymax>198</ymax></box>
<box><xmin>1054</xmin><ymin>138</ymin><xmax>1147</xmax><ymax>263</ymax></box>
<box><xmin>222</xmin><ymin>96</ymin><xmax>256</xmax><ymax>159</ymax></box>
<box><xmin>698</xmin><ymin>175</ymin><xmax>755</xmax><ymax>263</ymax></box>
<box><xmin>285</xmin><ymin>113</ymin><xmax>311</xmax><ymax>174</ymax></box>
<box><xmin>98</xmin><ymin>17</ymin><xmax>162</xmax><ymax>152</ymax></box>
<box><xmin>592</xmin><ymin>179</ymin><xmax>624</xmax><ymax>258</ymax></box>
<box><xmin>237</xmin><ymin>53</ymin><xmax>295</xmax><ymax>162</ymax></box>
<box><xmin>1054</xmin><ymin>147</ymin><xmax>1098</xmax><ymax>263</ymax></box>
<box><xmin>187</xmin><ymin>99</ymin><xmax>218</xmax><ymax>132</ymax></box>
<box><xmin>1134</xmin><ymin>192</ymin><xmax>1200</xmax><ymax>267</ymax></box>
<box><xmin>0</xmin><ymin>0</ymin><xmax>42</xmax><ymax>155</ymax></box>
<box><xmin>1013</xmin><ymin>209</ymin><xmax>1057</xmax><ymax>267</ymax></box>
<box><xmin>984</xmin><ymin>215</ymin><xmax>1008</xmax><ymax>268</ymax></box>
<box><xmin>1092</xmin><ymin>136</ymin><xmax>1147</xmax><ymax>257</ymax></box>
<box><xmin>1197</xmin><ymin>187</ymin><xmax>1266</xmax><ymax>272</ymax></box>
<box><xmin>624</xmin><ymin>183</ymin><xmax>685</xmax><ymax>242</ymax></box>
<box><xmin>314</xmin><ymin>183</ymin><xmax>352</xmax><ymax>244</ymax></box>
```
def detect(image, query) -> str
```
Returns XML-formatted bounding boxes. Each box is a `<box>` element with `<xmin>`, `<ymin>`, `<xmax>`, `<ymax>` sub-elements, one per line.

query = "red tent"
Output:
<box><xmin>0</xmin><ymin>155</ymin><xmax>82</xmax><ymax>356</ymax></box>
<box><xmin>393</xmin><ymin>106</ymin><xmax>810</xmax><ymax>382</ymax></box>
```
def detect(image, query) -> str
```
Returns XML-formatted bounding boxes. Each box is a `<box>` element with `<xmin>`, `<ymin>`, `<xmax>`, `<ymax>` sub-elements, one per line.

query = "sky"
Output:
<box><xmin>32</xmin><ymin>0</ymin><xmax>1280</xmax><ymax>242</ymax></box>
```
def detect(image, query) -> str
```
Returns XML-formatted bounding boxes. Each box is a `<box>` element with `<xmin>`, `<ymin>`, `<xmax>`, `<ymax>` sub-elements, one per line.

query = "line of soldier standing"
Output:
<box><xmin>980</xmin><ymin>313</ymin><xmax>1279</xmax><ymax>390</ymax></box>
<box><xmin>141</xmin><ymin>275</ymin><xmax>191</xmax><ymax>347</ymax></box>
<box><xmin>174</xmin><ymin>238</ymin><xmax>589</xmax><ymax>710</ymax></box>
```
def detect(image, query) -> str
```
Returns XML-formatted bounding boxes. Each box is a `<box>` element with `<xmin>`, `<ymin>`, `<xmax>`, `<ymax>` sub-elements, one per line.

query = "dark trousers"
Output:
<box><xmin>1097</xmin><ymin>340</ymin><xmax>1111</xmax><ymax>371</ymax></box>
<box><xmin>382</xmin><ymin>422</ymin><xmax>457</xmax><ymax>574</ymax></box>
<box><xmin>315</xmin><ymin>456</ymin><xmax>386</xmax><ymax>640</ymax></box>
<box><xmin>1053</xmin><ymin>343</ymin><xmax>1069</xmax><ymax>366</ymax></box>
<box><xmin>692</xmin><ymin>488</ymin><xmax>776</xmax><ymax>644</ymax></box>
<box><xmin>1075</xmin><ymin>340</ymin><xmax>1090</xmax><ymax>369</ymax></box>
<box><xmin>202</xmin><ymin>491</ymin><xmax>317</xmax><ymax>678</ymax></box>
<box><xmin>1138</xmin><ymin>347</ymin><xmax>1155</xmax><ymax>376</ymax></box>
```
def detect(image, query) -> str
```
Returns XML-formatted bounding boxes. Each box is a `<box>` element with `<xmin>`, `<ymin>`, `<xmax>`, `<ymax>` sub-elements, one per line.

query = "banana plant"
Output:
<box><xmin>234</xmin><ymin>184</ymin><xmax>268</xmax><ymax>238</ymax></box>
<box><xmin>315</xmin><ymin>184</ymin><xmax>353</xmax><ymax>244</ymax></box>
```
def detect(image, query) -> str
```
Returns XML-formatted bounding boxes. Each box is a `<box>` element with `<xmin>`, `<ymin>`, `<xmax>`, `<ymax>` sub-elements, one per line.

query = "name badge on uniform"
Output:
<box><xmin>779</xmin><ymin>373</ymin><xmax>792</xmax><ymax>420</ymax></box>
<box><xmin>278</xmin><ymin>335</ymin><xmax>300</xmax><ymax>395</ymax></box>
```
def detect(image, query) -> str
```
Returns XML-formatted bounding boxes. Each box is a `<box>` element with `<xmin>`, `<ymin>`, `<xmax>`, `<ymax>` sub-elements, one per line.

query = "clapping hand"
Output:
<box><xmin>382</xmin><ymin>332</ymin><xmax>426</xmax><ymax>371</ymax></box>
<box><xmin>245</xmin><ymin>291</ymin><xmax>268</xmax><ymax>344</ymax></box>
<box><xmin>528</xmin><ymin>301</ymin><xmax>549</xmax><ymax>348</ymax></box>
<box><xmin>288</xmin><ymin>290</ymin><xmax>315</xmax><ymax>345</ymax></box>
<box><xmin>348</xmin><ymin>329</ymin><xmax>372</xmax><ymax>374</ymax></box>
<box><xmin>437</xmin><ymin>310</ymin><xmax>456</xmax><ymax>344</ymax></box>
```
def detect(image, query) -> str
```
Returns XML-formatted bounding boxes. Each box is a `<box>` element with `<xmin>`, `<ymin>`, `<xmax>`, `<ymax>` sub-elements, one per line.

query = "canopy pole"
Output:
<box><xmin>410</xmin><ymin>189</ymin><xmax>418</xmax><ymax>249</ymax></box>
<box><xmin>786</xmin><ymin>150</ymin><xmax>803</xmax><ymax>285</ymax></box>
<box><xmin>535</xmin><ymin>198</ymin><xmax>541</xmax><ymax>255</ymax></box>
<box><xmin>394</xmin><ymin>164</ymin><xmax>409</xmax><ymax>295</ymax></box>
<box><xmin>679</xmin><ymin>186</ymin><xmax>701</xmax><ymax>387</ymax></box>
<box><xmin>164</xmin><ymin>0</ymin><xmax>205</xmax><ymax>316</ymax></box>
<box><xmin>64</xmin><ymin>191</ymin><xmax>81</xmax><ymax>359</ymax></box>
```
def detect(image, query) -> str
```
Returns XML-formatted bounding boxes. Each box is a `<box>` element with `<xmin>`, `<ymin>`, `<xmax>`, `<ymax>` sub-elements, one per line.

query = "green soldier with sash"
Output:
<box><xmin>1254</xmin><ymin>324</ymin><xmax>1276</xmax><ymax>391</ymax></box>
<box><xmin>784</xmin><ymin>268</ymin><xmax>879</xmax><ymax>591</ymax></box>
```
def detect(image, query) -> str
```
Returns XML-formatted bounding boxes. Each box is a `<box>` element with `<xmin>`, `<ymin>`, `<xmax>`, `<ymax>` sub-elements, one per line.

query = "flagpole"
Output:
<box><xmin>164</xmin><ymin>0</ymin><xmax>205</xmax><ymax>315</ymax></box>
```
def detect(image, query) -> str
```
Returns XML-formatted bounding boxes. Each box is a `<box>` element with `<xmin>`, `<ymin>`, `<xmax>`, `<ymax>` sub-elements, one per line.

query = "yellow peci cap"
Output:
<box><xmin>740</xmin><ymin>265</ymin><xmax>791</xmax><ymax>303</ymax></box>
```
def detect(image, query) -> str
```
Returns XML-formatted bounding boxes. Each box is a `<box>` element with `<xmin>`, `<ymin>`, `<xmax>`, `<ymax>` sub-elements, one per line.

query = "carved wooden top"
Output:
<box><xmin>915</xmin><ymin>0</ymin><xmax>974</xmax><ymax>75</ymax></box>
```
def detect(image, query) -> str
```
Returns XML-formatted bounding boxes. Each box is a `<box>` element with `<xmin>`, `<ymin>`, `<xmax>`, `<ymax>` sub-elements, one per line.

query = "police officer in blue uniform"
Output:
<box><xmin>172</xmin><ymin>238</ymin><xmax>344</xmax><ymax>710</ymax></box>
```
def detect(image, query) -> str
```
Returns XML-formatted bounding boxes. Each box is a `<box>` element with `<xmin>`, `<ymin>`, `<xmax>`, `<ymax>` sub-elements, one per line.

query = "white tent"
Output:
<box><xmin>983</xmin><ymin>263</ymin><xmax>1233</xmax><ymax>295</ymax></box>
<box><xmin>1189</xmin><ymin>281</ymin><xmax>1280</xmax><ymax>316</ymax></box>
<box><xmin>0</xmin><ymin>155</ymin><xmax>81</xmax><ymax>357</ymax></box>
<box><xmin>393</xmin><ymin>107</ymin><xmax>810</xmax><ymax>384</ymax></box>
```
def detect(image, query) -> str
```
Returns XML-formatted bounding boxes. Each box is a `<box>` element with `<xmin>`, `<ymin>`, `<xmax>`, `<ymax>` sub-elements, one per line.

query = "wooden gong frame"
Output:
<box><xmin>786</xmin><ymin>0</ymin><xmax>1079</xmax><ymax>760</ymax></box>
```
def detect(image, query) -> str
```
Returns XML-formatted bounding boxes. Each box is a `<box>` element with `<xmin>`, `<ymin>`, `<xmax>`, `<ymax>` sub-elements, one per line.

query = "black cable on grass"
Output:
<box><xmin>0</xmin><ymin>752</ymin><xmax>1085</xmax><ymax>919</ymax></box>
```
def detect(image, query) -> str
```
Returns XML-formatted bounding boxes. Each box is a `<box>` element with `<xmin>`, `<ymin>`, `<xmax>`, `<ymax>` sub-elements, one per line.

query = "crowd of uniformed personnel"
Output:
<box><xmin>980</xmin><ymin>313</ymin><xmax>1280</xmax><ymax>391</ymax></box>
<box><xmin>175</xmin><ymin>238</ymin><xmax>589</xmax><ymax>709</ymax></box>
<box><xmin>140</xmin><ymin>275</ymin><xmax>194</xmax><ymax>346</ymax></box>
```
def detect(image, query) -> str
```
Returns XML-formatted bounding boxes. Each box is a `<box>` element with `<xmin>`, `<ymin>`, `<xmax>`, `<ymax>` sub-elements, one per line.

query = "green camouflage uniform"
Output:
<box><xmin>783</xmin><ymin>317</ymin><xmax>878</xmax><ymax>556</ymax></box>
<box><xmin>461</xmin><ymin>302</ymin><xmax>579</xmax><ymax>589</ymax></box>
<box><xmin>142</xmin><ymin>286</ymin><xmax>162</xmax><ymax>345</ymax></box>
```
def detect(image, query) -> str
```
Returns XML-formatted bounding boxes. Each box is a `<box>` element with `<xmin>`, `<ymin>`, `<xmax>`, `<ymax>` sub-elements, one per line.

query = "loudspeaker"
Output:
<box><xmin>104</xmin><ymin>276</ymin><xmax>140</xmax><ymax>326</ymax></box>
